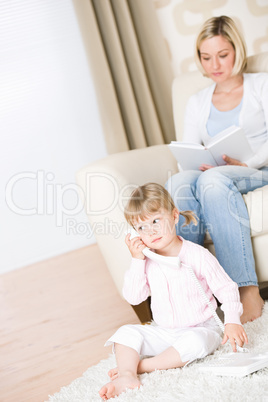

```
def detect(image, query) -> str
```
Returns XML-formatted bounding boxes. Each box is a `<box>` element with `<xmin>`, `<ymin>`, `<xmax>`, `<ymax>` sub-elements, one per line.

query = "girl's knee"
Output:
<box><xmin>174</xmin><ymin>330</ymin><xmax>221</xmax><ymax>362</ymax></box>
<box><xmin>188</xmin><ymin>332</ymin><xmax>212</xmax><ymax>358</ymax></box>
<box><xmin>109</xmin><ymin>325</ymin><xmax>144</xmax><ymax>354</ymax></box>
<box><xmin>113</xmin><ymin>325</ymin><xmax>145</xmax><ymax>347</ymax></box>
<box><xmin>194</xmin><ymin>330</ymin><xmax>221</xmax><ymax>359</ymax></box>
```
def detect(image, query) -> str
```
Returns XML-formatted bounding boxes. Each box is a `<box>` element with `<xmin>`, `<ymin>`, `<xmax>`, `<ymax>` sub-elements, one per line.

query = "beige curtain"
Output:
<box><xmin>73</xmin><ymin>0</ymin><xmax>175</xmax><ymax>153</ymax></box>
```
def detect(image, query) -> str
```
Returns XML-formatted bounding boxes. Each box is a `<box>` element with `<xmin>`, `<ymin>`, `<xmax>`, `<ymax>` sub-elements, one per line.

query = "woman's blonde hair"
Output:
<box><xmin>124</xmin><ymin>183</ymin><xmax>197</xmax><ymax>227</ymax></box>
<box><xmin>195</xmin><ymin>16</ymin><xmax>247</xmax><ymax>76</ymax></box>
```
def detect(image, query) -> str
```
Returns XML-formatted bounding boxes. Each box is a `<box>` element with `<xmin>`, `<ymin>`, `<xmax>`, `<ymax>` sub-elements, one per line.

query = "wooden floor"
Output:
<box><xmin>0</xmin><ymin>244</ymin><xmax>139</xmax><ymax>402</ymax></box>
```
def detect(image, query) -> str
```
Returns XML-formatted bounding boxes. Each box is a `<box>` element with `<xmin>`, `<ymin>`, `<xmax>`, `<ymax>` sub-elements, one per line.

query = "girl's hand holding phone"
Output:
<box><xmin>125</xmin><ymin>233</ymin><xmax>146</xmax><ymax>260</ymax></box>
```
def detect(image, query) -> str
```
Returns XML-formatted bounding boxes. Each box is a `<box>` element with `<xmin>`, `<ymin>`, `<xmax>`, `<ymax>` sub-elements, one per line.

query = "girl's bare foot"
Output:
<box><xmin>108</xmin><ymin>367</ymin><xmax>119</xmax><ymax>381</ymax></box>
<box><xmin>99</xmin><ymin>373</ymin><xmax>140</xmax><ymax>400</ymax></box>
<box><xmin>239</xmin><ymin>286</ymin><xmax>264</xmax><ymax>324</ymax></box>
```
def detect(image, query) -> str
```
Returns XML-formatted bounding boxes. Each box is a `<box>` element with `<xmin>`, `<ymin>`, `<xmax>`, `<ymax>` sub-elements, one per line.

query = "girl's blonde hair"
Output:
<box><xmin>195</xmin><ymin>15</ymin><xmax>247</xmax><ymax>76</ymax></box>
<box><xmin>124</xmin><ymin>183</ymin><xmax>197</xmax><ymax>227</ymax></box>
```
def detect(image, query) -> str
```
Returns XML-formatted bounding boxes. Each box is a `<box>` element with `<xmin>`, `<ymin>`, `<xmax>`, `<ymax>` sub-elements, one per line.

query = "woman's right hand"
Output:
<box><xmin>125</xmin><ymin>233</ymin><xmax>146</xmax><ymax>260</ymax></box>
<box><xmin>199</xmin><ymin>164</ymin><xmax>215</xmax><ymax>171</ymax></box>
<box><xmin>223</xmin><ymin>155</ymin><xmax>247</xmax><ymax>166</ymax></box>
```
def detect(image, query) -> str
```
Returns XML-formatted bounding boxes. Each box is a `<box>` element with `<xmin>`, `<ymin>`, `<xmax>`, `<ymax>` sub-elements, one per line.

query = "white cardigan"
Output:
<box><xmin>183</xmin><ymin>73</ymin><xmax>268</xmax><ymax>169</ymax></box>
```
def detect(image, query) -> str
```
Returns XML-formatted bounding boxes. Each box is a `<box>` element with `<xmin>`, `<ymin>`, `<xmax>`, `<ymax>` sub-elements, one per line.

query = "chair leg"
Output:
<box><xmin>259</xmin><ymin>282</ymin><xmax>268</xmax><ymax>300</ymax></box>
<box><xmin>131</xmin><ymin>297</ymin><xmax>152</xmax><ymax>323</ymax></box>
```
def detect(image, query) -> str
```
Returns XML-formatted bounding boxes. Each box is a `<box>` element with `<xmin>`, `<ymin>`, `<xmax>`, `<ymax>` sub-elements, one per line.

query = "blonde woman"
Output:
<box><xmin>167</xmin><ymin>16</ymin><xmax>268</xmax><ymax>323</ymax></box>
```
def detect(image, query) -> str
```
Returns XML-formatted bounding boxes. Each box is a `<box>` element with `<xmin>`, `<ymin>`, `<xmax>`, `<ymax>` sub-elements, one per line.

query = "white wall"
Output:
<box><xmin>0</xmin><ymin>0</ymin><xmax>107</xmax><ymax>274</ymax></box>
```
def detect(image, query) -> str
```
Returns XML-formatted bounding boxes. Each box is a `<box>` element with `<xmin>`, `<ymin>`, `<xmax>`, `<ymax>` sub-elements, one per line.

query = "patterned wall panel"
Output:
<box><xmin>153</xmin><ymin>0</ymin><xmax>268</xmax><ymax>76</ymax></box>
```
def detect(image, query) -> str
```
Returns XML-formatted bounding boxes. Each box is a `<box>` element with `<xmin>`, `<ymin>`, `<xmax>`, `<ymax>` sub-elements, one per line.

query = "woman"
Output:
<box><xmin>166</xmin><ymin>16</ymin><xmax>268</xmax><ymax>323</ymax></box>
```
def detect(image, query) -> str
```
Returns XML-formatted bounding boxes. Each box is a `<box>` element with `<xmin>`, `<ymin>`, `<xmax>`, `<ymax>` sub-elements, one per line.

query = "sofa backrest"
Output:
<box><xmin>172</xmin><ymin>52</ymin><xmax>268</xmax><ymax>142</ymax></box>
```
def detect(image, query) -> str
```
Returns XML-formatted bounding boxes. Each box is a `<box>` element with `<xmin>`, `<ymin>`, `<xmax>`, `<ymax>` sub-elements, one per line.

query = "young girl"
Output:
<box><xmin>99</xmin><ymin>183</ymin><xmax>248</xmax><ymax>400</ymax></box>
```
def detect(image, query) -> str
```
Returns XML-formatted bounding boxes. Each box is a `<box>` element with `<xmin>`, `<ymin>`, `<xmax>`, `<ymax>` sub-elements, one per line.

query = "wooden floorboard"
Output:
<box><xmin>0</xmin><ymin>244</ymin><xmax>139</xmax><ymax>402</ymax></box>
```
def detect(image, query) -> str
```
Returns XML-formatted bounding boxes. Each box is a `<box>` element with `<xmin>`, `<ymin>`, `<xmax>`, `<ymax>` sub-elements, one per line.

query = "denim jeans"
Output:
<box><xmin>166</xmin><ymin>166</ymin><xmax>268</xmax><ymax>287</ymax></box>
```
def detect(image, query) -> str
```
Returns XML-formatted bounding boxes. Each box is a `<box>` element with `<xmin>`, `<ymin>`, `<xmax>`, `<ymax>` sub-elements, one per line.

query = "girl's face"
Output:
<box><xmin>133</xmin><ymin>208</ymin><xmax>179</xmax><ymax>254</ymax></box>
<box><xmin>199</xmin><ymin>35</ymin><xmax>236</xmax><ymax>83</ymax></box>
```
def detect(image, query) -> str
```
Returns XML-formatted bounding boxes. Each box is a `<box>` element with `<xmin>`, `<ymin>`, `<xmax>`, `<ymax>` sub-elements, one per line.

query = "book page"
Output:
<box><xmin>207</xmin><ymin>126</ymin><xmax>254</xmax><ymax>165</ymax></box>
<box><xmin>208</xmin><ymin>125</ymin><xmax>238</xmax><ymax>146</ymax></box>
<box><xmin>168</xmin><ymin>144</ymin><xmax>217</xmax><ymax>170</ymax></box>
<box><xmin>170</xmin><ymin>141</ymin><xmax>205</xmax><ymax>150</ymax></box>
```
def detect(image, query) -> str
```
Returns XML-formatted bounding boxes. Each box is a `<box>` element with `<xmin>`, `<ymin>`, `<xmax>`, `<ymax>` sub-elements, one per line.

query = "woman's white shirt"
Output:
<box><xmin>183</xmin><ymin>73</ymin><xmax>268</xmax><ymax>169</ymax></box>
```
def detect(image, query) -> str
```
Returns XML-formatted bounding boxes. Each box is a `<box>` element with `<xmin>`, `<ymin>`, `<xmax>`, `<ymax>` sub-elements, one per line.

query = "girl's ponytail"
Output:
<box><xmin>180</xmin><ymin>210</ymin><xmax>198</xmax><ymax>227</ymax></box>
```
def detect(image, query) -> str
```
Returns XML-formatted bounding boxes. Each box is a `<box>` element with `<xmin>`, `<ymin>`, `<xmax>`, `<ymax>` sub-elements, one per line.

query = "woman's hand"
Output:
<box><xmin>222</xmin><ymin>323</ymin><xmax>248</xmax><ymax>352</ymax></box>
<box><xmin>199</xmin><ymin>155</ymin><xmax>248</xmax><ymax>171</ymax></box>
<box><xmin>199</xmin><ymin>164</ymin><xmax>214</xmax><ymax>171</ymax></box>
<box><xmin>125</xmin><ymin>233</ymin><xmax>147</xmax><ymax>260</ymax></box>
<box><xmin>223</xmin><ymin>154</ymin><xmax>247</xmax><ymax>166</ymax></box>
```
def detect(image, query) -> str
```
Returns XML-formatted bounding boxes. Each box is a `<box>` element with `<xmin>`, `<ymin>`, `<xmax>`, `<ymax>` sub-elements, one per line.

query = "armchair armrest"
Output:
<box><xmin>76</xmin><ymin>144</ymin><xmax>178</xmax><ymax>296</ymax></box>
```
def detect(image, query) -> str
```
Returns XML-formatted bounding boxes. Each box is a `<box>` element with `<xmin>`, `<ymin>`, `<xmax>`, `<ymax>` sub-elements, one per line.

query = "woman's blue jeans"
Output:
<box><xmin>166</xmin><ymin>166</ymin><xmax>268</xmax><ymax>287</ymax></box>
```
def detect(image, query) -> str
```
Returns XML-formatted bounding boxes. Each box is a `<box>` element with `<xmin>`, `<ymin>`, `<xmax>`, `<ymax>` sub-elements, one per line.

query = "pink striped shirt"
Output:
<box><xmin>123</xmin><ymin>237</ymin><xmax>243</xmax><ymax>329</ymax></box>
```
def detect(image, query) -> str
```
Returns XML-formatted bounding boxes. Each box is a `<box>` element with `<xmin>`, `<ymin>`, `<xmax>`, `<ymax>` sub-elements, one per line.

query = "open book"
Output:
<box><xmin>168</xmin><ymin>126</ymin><xmax>254</xmax><ymax>171</ymax></box>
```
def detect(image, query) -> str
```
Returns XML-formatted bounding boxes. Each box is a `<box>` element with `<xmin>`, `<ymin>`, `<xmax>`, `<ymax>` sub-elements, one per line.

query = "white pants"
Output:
<box><xmin>105</xmin><ymin>318</ymin><xmax>222</xmax><ymax>363</ymax></box>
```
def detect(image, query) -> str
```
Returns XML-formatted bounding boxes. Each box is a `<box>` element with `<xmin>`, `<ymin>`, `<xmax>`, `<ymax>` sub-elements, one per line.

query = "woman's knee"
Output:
<box><xmin>196</xmin><ymin>169</ymin><xmax>233</xmax><ymax>200</ymax></box>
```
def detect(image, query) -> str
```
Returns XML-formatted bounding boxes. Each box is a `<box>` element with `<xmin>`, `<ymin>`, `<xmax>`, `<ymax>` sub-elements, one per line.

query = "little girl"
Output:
<box><xmin>99</xmin><ymin>183</ymin><xmax>248</xmax><ymax>400</ymax></box>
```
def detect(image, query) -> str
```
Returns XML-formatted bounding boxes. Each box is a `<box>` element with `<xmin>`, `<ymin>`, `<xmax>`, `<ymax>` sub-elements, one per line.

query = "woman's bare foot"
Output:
<box><xmin>108</xmin><ymin>367</ymin><xmax>119</xmax><ymax>381</ymax></box>
<box><xmin>239</xmin><ymin>286</ymin><xmax>264</xmax><ymax>324</ymax></box>
<box><xmin>99</xmin><ymin>373</ymin><xmax>140</xmax><ymax>400</ymax></box>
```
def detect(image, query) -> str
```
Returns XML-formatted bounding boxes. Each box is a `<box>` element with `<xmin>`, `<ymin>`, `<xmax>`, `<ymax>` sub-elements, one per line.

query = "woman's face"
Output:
<box><xmin>199</xmin><ymin>35</ymin><xmax>236</xmax><ymax>83</ymax></box>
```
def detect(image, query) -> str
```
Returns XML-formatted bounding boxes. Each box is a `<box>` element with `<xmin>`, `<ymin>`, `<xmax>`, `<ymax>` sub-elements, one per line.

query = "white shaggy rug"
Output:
<box><xmin>48</xmin><ymin>303</ymin><xmax>268</xmax><ymax>402</ymax></box>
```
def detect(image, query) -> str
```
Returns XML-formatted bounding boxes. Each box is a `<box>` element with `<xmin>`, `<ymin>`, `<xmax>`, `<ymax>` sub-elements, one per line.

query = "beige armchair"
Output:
<box><xmin>77</xmin><ymin>52</ymin><xmax>268</xmax><ymax>322</ymax></box>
